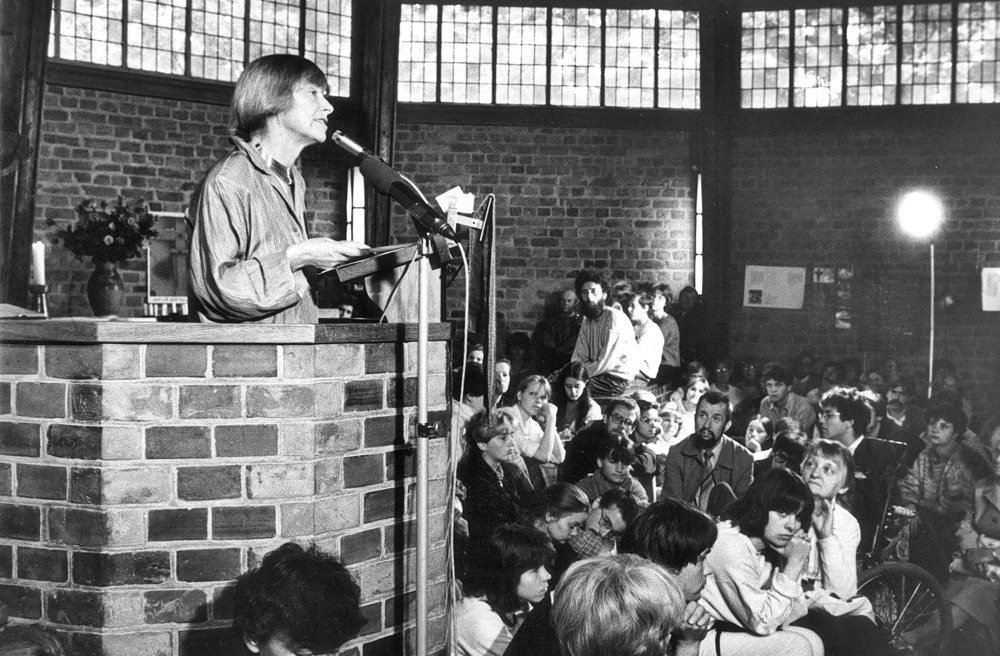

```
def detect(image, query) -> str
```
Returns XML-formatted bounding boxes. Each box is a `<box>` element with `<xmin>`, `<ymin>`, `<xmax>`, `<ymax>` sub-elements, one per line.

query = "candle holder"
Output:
<box><xmin>28</xmin><ymin>283</ymin><xmax>48</xmax><ymax>318</ymax></box>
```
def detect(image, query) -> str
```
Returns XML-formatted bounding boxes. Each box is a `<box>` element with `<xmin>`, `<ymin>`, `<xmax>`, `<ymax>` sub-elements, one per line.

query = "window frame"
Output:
<box><xmin>46</xmin><ymin>0</ymin><xmax>358</xmax><ymax>107</ymax></box>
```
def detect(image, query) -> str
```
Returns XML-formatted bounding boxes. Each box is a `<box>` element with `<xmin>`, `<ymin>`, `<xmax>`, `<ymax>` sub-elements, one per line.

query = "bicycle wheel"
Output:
<box><xmin>858</xmin><ymin>562</ymin><xmax>952</xmax><ymax>655</ymax></box>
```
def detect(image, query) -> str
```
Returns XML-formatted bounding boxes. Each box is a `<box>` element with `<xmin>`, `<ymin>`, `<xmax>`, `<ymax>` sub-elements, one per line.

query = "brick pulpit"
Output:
<box><xmin>0</xmin><ymin>319</ymin><xmax>451</xmax><ymax>656</ymax></box>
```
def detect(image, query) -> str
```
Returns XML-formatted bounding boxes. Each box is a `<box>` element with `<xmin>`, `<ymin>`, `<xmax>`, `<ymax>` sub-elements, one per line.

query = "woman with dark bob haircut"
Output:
<box><xmin>698</xmin><ymin>469</ymin><xmax>824</xmax><ymax>656</ymax></box>
<box><xmin>456</xmin><ymin>523</ymin><xmax>555</xmax><ymax>656</ymax></box>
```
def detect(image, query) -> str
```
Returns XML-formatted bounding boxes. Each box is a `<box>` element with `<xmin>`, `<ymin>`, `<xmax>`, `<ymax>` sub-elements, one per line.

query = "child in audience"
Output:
<box><xmin>456</xmin><ymin>523</ymin><xmax>555</xmax><ymax>656</ymax></box>
<box><xmin>632</xmin><ymin>398</ymin><xmax>671</xmax><ymax>499</ymax></box>
<box><xmin>233</xmin><ymin>542</ymin><xmax>366</xmax><ymax>655</ymax></box>
<box><xmin>574</xmin><ymin>436</ymin><xmax>649</xmax><ymax>505</ymax></box>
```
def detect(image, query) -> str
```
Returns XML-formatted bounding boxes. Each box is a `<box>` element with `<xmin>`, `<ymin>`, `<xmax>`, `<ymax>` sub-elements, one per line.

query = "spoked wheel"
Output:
<box><xmin>858</xmin><ymin>562</ymin><xmax>952</xmax><ymax>656</ymax></box>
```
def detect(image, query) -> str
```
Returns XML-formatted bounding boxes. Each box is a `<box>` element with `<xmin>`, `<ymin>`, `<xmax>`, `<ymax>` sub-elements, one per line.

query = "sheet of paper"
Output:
<box><xmin>743</xmin><ymin>265</ymin><xmax>806</xmax><ymax>310</ymax></box>
<box><xmin>983</xmin><ymin>268</ymin><xmax>1000</xmax><ymax>311</ymax></box>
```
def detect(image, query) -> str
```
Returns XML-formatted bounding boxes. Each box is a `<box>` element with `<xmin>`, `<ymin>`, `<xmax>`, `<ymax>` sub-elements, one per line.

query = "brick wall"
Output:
<box><xmin>33</xmin><ymin>86</ymin><xmax>348</xmax><ymax>318</ymax></box>
<box><xmin>728</xmin><ymin>122</ymin><xmax>1000</xmax><ymax>414</ymax></box>
<box><xmin>0</xmin><ymin>327</ymin><xmax>450</xmax><ymax>656</ymax></box>
<box><xmin>392</xmin><ymin>123</ymin><xmax>696</xmax><ymax>335</ymax></box>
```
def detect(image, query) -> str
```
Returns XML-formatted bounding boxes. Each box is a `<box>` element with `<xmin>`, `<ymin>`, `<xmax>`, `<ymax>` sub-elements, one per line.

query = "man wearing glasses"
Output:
<box><xmin>568</xmin><ymin>487</ymin><xmax>641</xmax><ymax>559</ymax></box>
<box><xmin>819</xmin><ymin>386</ymin><xmax>902</xmax><ymax>553</ymax></box>
<box><xmin>560</xmin><ymin>397</ymin><xmax>639</xmax><ymax>485</ymax></box>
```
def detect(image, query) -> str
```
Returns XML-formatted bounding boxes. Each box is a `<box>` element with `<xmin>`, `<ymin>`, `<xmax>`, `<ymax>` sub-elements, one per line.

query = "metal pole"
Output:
<box><xmin>928</xmin><ymin>243</ymin><xmax>935</xmax><ymax>401</ymax></box>
<box><xmin>415</xmin><ymin>235</ymin><xmax>430</xmax><ymax>656</ymax></box>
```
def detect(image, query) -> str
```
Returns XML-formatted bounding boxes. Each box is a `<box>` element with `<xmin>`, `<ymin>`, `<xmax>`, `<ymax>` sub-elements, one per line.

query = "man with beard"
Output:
<box><xmin>560</xmin><ymin>396</ymin><xmax>639</xmax><ymax>485</ymax></box>
<box><xmin>818</xmin><ymin>386</ymin><xmax>902</xmax><ymax>555</ymax></box>
<box><xmin>661</xmin><ymin>390</ymin><xmax>754</xmax><ymax>513</ymax></box>
<box><xmin>531</xmin><ymin>288</ymin><xmax>583</xmax><ymax>377</ymax></box>
<box><xmin>570</xmin><ymin>269</ymin><xmax>639</xmax><ymax>397</ymax></box>
<box><xmin>882</xmin><ymin>376</ymin><xmax>926</xmax><ymax>446</ymax></box>
<box><xmin>759</xmin><ymin>362</ymin><xmax>817</xmax><ymax>436</ymax></box>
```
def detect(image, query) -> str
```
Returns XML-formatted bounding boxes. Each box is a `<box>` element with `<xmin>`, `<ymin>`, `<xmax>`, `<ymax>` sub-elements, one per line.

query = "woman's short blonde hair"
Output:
<box><xmin>552</xmin><ymin>554</ymin><xmax>685</xmax><ymax>656</ymax></box>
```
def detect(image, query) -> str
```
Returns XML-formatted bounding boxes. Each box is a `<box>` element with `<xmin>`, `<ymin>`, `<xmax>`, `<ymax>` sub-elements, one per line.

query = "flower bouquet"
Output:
<box><xmin>48</xmin><ymin>197</ymin><xmax>158</xmax><ymax>316</ymax></box>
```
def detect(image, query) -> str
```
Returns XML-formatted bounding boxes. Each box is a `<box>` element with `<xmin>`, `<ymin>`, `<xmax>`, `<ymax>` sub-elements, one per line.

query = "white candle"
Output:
<box><xmin>31</xmin><ymin>241</ymin><xmax>45</xmax><ymax>285</ymax></box>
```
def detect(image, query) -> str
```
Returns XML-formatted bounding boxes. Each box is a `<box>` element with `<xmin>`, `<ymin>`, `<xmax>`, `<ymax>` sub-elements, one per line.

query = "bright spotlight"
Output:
<box><xmin>897</xmin><ymin>190</ymin><xmax>944</xmax><ymax>239</ymax></box>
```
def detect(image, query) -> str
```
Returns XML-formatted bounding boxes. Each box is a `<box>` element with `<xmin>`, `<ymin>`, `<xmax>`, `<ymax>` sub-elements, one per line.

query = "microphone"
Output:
<box><xmin>332</xmin><ymin>132</ymin><xmax>457</xmax><ymax>240</ymax></box>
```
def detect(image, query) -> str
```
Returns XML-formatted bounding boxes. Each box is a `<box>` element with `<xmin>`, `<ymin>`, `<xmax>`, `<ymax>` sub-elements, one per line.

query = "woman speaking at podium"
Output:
<box><xmin>189</xmin><ymin>54</ymin><xmax>368</xmax><ymax>323</ymax></box>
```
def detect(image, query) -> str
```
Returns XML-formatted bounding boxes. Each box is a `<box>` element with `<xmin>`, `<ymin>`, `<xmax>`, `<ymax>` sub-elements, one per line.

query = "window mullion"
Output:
<box><xmin>299</xmin><ymin>0</ymin><xmax>307</xmax><ymax>56</ymax></box>
<box><xmin>841</xmin><ymin>5</ymin><xmax>848</xmax><ymax>106</ymax></box>
<box><xmin>895</xmin><ymin>3</ymin><xmax>903</xmax><ymax>105</ymax></box>
<box><xmin>491</xmin><ymin>3</ymin><xmax>498</xmax><ymax>105</ymax></box>
<box><xmin>122</xmin><ymin>0</ymin><xmax>130</xmax><ymax>70</ymax></box>
<box><xmin>243</xmin><ymin>0</ymin><xmax>252</xmax><ymax>68</ymax></box>
<box><xmin>435</xmin><ymin>2</ymin><xmax>443</xmax><ymax>103</ymax></box>
<box><xmin>789</xmin><ymin>10</ymin><xmax>795</xmax><ymax>108</ymax></box>
<box><xmin>653</xmin><ymin>10</ymin><xmax>660</xmax><ymax>109</ymax></box>
<box><xmin>950</xmin><ymin>0</ymin><xmax>958</xmax><ymax>104</ymax></box>
<box><xmin>185</xmin><ymin>0</ymin><xmax>193</xmax><ymax>77</ymax></box>
<box><xmin>545</xmin><ymin>7</ymin><xmax>552</xmax><ymax>106</ymax></box>
<box><xmin>600</xmin><ymin>8</ymin><xmax>606</xmax><ymax>107</ymax></box>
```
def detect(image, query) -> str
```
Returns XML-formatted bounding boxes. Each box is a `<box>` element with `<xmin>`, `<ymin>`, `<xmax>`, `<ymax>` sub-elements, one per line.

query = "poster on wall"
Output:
<box><xmin>743</xmin><ymin>265</ymin><xmax>806</xmax><ymax>309</ymax></box>
<box><xmin>983</xmin><ymin>268</ymin><xmax>1000</xmax><ymax>311</ymax></box>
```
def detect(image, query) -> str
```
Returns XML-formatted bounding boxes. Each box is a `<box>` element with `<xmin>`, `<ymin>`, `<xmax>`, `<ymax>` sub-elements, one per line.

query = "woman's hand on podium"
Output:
<box><xmin>286</xmin><ymin>238</ymin><xmax>370</xmax><ymax>272</ymax></box>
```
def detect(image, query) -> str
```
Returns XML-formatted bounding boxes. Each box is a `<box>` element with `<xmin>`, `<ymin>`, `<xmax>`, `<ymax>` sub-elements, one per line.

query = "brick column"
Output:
<box><xmin>0</xmin><ymin>321</ymin><xmax>451</xmax><ymax>656</ymax></box>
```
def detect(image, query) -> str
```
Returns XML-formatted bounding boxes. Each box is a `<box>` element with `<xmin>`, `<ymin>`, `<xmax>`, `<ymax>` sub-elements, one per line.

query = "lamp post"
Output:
<box><xmin>896</xmin><ymin>190</ymin><xmax>945</xmax><ymax>401</ymax></box>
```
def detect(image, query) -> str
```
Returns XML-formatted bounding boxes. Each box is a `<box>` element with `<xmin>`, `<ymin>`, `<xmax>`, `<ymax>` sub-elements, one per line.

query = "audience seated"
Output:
<box><xmin>743</xmin><ymin>413</ymin><xmax>775</xmax><ymax>454</ymax></box>
<box><xmin>882</xmin><ymin>376</ymin><xmax>927</xmax><ymax>460</ymax></box>
<box><xmin>666</xmin><ymin>375</ymin><xmax>710</xmax><ymax>445</ymax></box>
<box><xmin>753</xmin><ymin>428</ymin><xmax>809</xmax><ymax>478</ymax></box>
<box><xmin>759</xmin><ymin>362</ymin><xmax>817</xmax><ymax>437</ymax></box>
<box><xmin>458</xmin><ymin>409</ymin><xmax>533</xmax><ymax>569</ymax></box>
<box><xmin>571</xmin><ymin>269</ymin><xmax>640</xmax><ymax>397</ymax></box>
<box><xmin>531</xmin><ymin>288</ymin><xmax>582</xmax><ymax>378</ymax></box>
<box><xmin>551</xmin><ymin>555</ymin><xmax>687</xmax><ymax>656</ymax></box>
<box><xmin>504</xmin><ymin>487</ymin><xmax>639</xmax><ymax>656</ymax></box>
<box><xmin>624</xmin><ymin>291</ymin><xmax>663</xmax><ymax>387</ymax></box>
<box><xmin>806</xmin><ymin>359</ymin><xmax>845</xmax><ymax>409</ymax></box>
<box><xmin>561</xmin><ymin>396</ymin><xmax>638</xmax><ymax>485</ymax></box>
<box><xmin>618</xmin><ymin>497</ymin><xmax>719</xmax><ymax>656</ymax></box>
<box><xmin>550</xmin><ymin>362</ymin><xmax>602</xmax><ymax>441</ymax></box>
<box><xmin>710</xmin><ymin>357</ymin><xmax>745</xmax><ymax>413</ymax></box>
<box><xmin>493</xmin><ymin>358</ymin><xmax>512</xmax><ymax>408</ymax></box>
<box><xmin>456</xmin><ymin>524</ymin><xmax>555</xmax><ymax>656</ymax></box>
<box><xmin>910</xmin><ymin>425</ymin><xmax>1000</xmax><ymax>653</ymax></box>
<box><xmin>519</xmin><ymin>482</ymin><xmax>590</xmax><ymax>551</ymax></box>
<box><xmin>233</xmin><ymin>542</ymin><xmax>366</xmax><ymax>656</ymax></box>
<box><xmin>661</xmin><ymin>390</ymin><xmax>754</xmax><ymax>514</ymax></box>
<box><xmin>672</xmin><ymin>286</ymin><xmax>709</xmax><ymax>367</ymax></box>
<box><xmin>900</xmin><ymin>403</ymin><xmax>980</xmax><ymax>581</ymax></box>
<box><xmin>509</xmin><ymin>375</ymin><xmax>564</xmax><ymax>489</ymax></box>
<box><xmin>699</xmin><ymin>469</ymin><xmax>825</xmax><ymax>655</ymax></box>
<box><xmin>574</xmin><ymin>436</ymin><xmax>649</xmax><ymax>505</ymax></box>
<box><xmin>792</xmin><ymin>351</ymin><xmax>820</xmax><ymax>397</ymax></box>
<box><xmin>452</xmin><ymin>363</ymin><xmax>487</xmax><ymax>439</ymax></box>
<box><xmin>650</xmin><ymin>282</ymin><xmax>681</xmax><ymax>386</ymax></box>
<box><xmin>729</xmin><ymin>360</ymin><xmax>765</xmax><ymax>437</ymax></box>
<box><xmin>631</xmin><ymin>398</ymin><xmax>671</xmax><ymax>500</ymax></box>
<box><xmin>567</xmin><ymin>487</ymin><xmax>639</xmax><ymax>560</ymax></box>
<box><xmin>818</xmin><ymin>386</ymin><xmax>900</xmax><ymax>556</ymax></box>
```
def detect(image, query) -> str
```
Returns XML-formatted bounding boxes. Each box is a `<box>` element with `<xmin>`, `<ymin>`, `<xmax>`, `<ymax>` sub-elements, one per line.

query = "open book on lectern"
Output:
<box><xmin>318</xmin><ymin>244</ymin><xmax>419</xmax><ymax>284</ymax></box>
